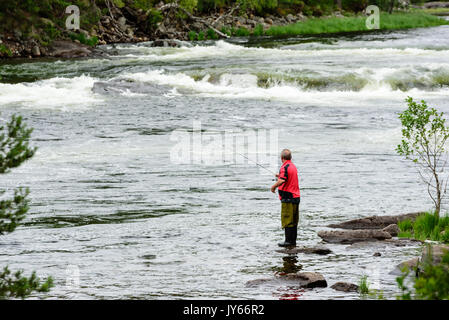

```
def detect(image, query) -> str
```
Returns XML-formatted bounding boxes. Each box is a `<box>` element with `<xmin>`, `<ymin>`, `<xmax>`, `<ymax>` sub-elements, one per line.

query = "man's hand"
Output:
<box><xmin>271</xmin><ymin>178</ymin><xmax>285</xmax><ymax>193</ymax></box>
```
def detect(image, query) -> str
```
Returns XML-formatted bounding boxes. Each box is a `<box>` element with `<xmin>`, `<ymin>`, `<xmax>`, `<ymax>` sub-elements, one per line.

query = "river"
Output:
<box><xmin>1</xmin><ymin>23</ymin><xmax>449</xmax><ymax>299</ymax></box>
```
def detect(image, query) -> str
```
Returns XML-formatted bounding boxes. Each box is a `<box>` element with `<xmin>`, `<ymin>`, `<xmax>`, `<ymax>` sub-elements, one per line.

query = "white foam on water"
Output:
<box><xmin>118</xmin><ymin>69</ymin><xmax>449</xmax><ymax>107</ymax></box>
<box><xmin>112</xmin><ymin>40</ymin><xmax>449</xmax><ymax>62</ymax></box>
<box><xmin>0</xmin><ymin>75</ymin><xmax>101</xmax><ymax>110</ymax></box>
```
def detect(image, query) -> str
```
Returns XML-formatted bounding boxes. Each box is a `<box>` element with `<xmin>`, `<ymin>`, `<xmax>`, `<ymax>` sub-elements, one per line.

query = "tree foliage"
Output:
<box><xmin>397</xmin><ymin>97</ymin><xmax>449</xmax><ymax>218</ymax></box>
<box><xmin>0</xmin><ymin>114</ymin><xmax>53</xmax><ymax>299</ymax></box>
<box><xmin>0</xmin><ymin>267</ymin><xmax>53</xmax><ymax>299</ymax></box>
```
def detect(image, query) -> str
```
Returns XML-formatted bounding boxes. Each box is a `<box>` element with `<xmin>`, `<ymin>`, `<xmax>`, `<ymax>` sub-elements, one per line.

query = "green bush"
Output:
<box><xmin>69</xmin><ymin>32</ymin><xmax>98</xmax><ymax>46</ymax></box>
<box><xmin>188</xmin><ymin>30</ymin><xmax>197</xmax><ymax>41</ymax></box>
<box><xmin>235</xmin><ymin>26</ymin><xmax>250</xmax><ymax>37</ymax></box>
<box><xmin>252</xmin><ymin>23</ymin><xmax>264</xmax><ymax>36</ymax></box>
<box><xmin>147</xmin><ymin>9</ymin><xmax>163</xmax><ymax>31</ymax></box>
<box><xmin>206</xmin><ymin>28</ymin><xmax>218</xmax><ymax>39</ymax></box>
<box><xmin>398</xmin><ymin>211</ymin><xmax>449</xmax><ymax>243</ymax></box>
<box><xmin>397</xmin><ymin>250</ymin><xmax>449</xmax><ymax>300</ymax></box>
<box><xmin>198</xmin><ymin>31</ymin><xmax>205</xmax><ymax>40</ymax></box>
<box><xmin>0</xmin><ymin>44</ymin><xmax>12</xmax><ymax>57</ymax></box>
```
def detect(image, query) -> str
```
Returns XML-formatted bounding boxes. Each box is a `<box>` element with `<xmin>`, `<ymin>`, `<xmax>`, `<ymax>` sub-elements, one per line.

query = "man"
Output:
<box><xmin>271</xmin><ymin>149</ymin><xmax>300</xmax><ymax>247</ymax></box>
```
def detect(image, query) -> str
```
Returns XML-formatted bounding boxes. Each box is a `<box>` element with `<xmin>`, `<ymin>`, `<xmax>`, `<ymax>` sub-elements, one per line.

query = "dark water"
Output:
<box><xmin>1</xmin><ymin>24</ymin><xmax>449</xmax><ymax>299</ymax></box>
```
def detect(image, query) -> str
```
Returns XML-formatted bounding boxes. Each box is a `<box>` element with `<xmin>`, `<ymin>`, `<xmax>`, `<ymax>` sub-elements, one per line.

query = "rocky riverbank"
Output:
<box><xmin>0</xmin><ymin>2</ymin><xmax>314</xmax><ymax>59</ymax></box>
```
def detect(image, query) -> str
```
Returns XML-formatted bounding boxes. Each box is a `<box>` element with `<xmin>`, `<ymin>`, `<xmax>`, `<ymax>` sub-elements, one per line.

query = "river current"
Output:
<box><xmin>1</xmin><ymin>23</ymin><xmax>449</xmax><ymax>299</ymax></box>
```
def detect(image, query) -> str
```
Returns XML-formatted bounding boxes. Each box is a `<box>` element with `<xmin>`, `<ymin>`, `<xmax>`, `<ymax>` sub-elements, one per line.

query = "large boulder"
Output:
<box><xmin>318</xmin><ymin>229</ymin><xmax>392</xmax><ymax>244</ymax></box>
<box><xmin>327</xmin><ymin>212</ymin><xmax>422</xmax><ymax>230</ymax></box>
<box><xmin>47</xmin><ymin>40</ymin><xmax>92</xmax><ymax>58</ymax></box>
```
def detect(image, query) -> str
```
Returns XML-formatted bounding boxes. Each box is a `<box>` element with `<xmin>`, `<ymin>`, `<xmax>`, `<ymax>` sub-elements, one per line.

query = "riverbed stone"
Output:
<box><xmin>276</xmin><ymin>246</ymin><xmax>332</xmax><ymax>255</ymax></box>
<box><xmin>318</xmin><ymin>229</ymin><xmax>392</xmax><ymax>244</ymax></box>
<box><xmin>331</xmin><ymin>282</ymin><xmax>359</xmax><ymax>293</ymax></box>
<box><xmin>31</xmin><ymin>45</ymin><xmax>41</xmax><ymax>57</ymax></box>
<box><xmin>327</xmin><ymin>212</ymin><xmax>422</xmax><ymax>230</ymax></box>
<box><xmin>280</xmin><ymin>272</ymin><xmax>327</xmax><ymax>288</ymax></box>
<box><xmin>246</xmin><ymin>272</ymin><xmax>327</xmax><ymax>289</ymax></box>
<box><xmin>382</xmin><ymin>224</ymin><xmax>400</xmax><ymax>237</ymax></box>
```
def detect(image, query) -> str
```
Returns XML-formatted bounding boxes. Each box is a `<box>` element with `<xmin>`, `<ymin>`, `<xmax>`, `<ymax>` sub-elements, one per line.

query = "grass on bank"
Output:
<box><xmin>398</xmin><ymin>211</ymin><xmax>449</xmax><ymax>243</ymax></box>
<box><xmin>264</xmin><ymin>12</ymin><xmax>449</xmax><ymax>37</ymax></box>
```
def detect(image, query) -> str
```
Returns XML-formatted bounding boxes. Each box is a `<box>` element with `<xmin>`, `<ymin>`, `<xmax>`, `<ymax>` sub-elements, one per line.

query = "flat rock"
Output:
<box><xmin>276</xmin><ymin>246</ymin><xmax>332</xmax><ymax>255</ymax></box>
<box><xmin>382</xmin><ymin>224</ymin><xmax>400</xmax><ymax>237</ymax></box>
<box><xmin>318</xmin><ymin>229</ymin><xmax>392</xmax><ymax>244</ymax></box>
<box><xmin>327</xmin><ymin>212</ymin><xmax>422</xmax><ymax>230</ymax></box>
<box><xmin>331</xmin><ymin>282</ymin><xmax>359</xmax><ymax>293</ymax></box>
<box><xmin>246</xmin><ymin>272</ymin><xmax>327</xmax><ymax>289</ymax></box>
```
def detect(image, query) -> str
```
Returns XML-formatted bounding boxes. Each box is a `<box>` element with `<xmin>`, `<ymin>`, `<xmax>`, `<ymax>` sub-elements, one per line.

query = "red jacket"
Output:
<box><xmin>278</xmin><ymin>160</ymin><xmax>300</xmax><ymax>203</ymax></box>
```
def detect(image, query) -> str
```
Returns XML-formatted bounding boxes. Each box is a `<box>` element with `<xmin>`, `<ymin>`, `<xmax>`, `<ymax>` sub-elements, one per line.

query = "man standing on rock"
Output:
<box><xmin>271</xmin><ymin>149</ymin><xmax>301</xmax><ymax>247</ymax></box>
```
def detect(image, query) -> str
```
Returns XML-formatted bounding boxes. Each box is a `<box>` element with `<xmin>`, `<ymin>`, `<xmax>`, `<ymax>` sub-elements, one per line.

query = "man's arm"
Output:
<box><xmin>271</xmin><ymin>178</ymin><xmax>285</xmax><ymax>193</ymax></box>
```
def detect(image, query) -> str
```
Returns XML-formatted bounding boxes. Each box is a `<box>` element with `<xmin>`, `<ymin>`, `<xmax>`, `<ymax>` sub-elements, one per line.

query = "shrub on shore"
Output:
<box><xmin>265</xmin><ymin>12</ymin><xmax>449</xmax><ymax>37</ymax></box>
<box><xmin>397</xmin><ymin>249</ymin><xmax>449</xmax><ymax>300</ymax></box>
<box><xmin>398</xmin><ymin>211</ymin><xmax>449</xmax><ymax>243</ymax></box>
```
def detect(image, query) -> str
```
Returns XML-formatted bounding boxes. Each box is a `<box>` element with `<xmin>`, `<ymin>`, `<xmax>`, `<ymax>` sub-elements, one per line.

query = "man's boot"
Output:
<box><xmin>278</xmin><ymin>227</ymin><xmax>296</xmax><ymax>247</ymax></box>
<box><xmin>291</xmin><ymin>226</ymin><xmax>297</xmax><ymax>246</ymax></box>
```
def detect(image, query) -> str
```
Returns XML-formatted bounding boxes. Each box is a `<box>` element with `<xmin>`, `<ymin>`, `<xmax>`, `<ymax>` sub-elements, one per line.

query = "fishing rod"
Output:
<box><xmin>235</xmin><ymin>151</ymin><xmax>278</xmax><ymax>176</ymax></box>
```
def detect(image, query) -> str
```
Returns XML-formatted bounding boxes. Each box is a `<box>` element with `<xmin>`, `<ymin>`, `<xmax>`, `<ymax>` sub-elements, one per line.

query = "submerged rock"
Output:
<box><xmin>331</xmin><ymin>282</ymin><xmax>359</xmax><ymax>293</ymax></box>
<box><xmin>246</xmin><ymin>272</ymin><xmax>327</xmax><ymax>289</ymax></box>
<box><xmin>318</xmin><ymin>229</ymin><xmax>392</xmax><ymax>244</ymax></box>
<box><xmin>278</xmin><ymin>272</ymin><xmax>327</xmax><ymax>289</ymax></box>
<box><xmin>276</xmin><ymin>246</ymin><xmax>332</xmax><ymax>255</ymax></box>
<box><xmin>150</xmin><ymin>39</ymin><xmax>184</xmax><ymax>47</ymax></box>
<box><xmin>327</xmin><ymin>212</ymin><xmax>422</xmax><ymax>230</ymax></box>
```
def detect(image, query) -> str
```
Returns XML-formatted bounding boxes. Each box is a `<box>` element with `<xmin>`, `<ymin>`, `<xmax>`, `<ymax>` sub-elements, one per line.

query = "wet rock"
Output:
<box><xmin>31</xmin><ymin>45</ymin><xmax>41</xmax><ymax>57</ymax></box>
<box><xmin>327</xmin><ymin>212</ymin><xmax>422</xmax><ymax>230</ymax></box>
<box><xmin>150</xmin><ymin>39</ymin><xmax>183</xmax><ymax>47</ymax></box>
<box><xmin>390</xmin><ymin>257</ymin><xmax>420</xmax><ymax>275</ymax></box>
<box><xmin>246</xmin><ymin>272</ymin><xmax>327</xmax><ymax>289</ymax></box>
<box><xmin>382</xmin><ymin>224</ymin><xmax>400</xmax><ymax>237</ymax></box>
<box><xmin>47</xmin><ymin>40</ymin><xmax>92</xmax><ymax>58</ymax></box>
<box><xmin>421</xmin><ymin>244</ymin><xmax>449</xmax><ymax>265</ymax></box>
<box><xmin>279</xmin><ymin>272</ymin><xmax>327</xmax><ymax>288</ymax></box>
<box><xmin>373</xmin><ymin>252</ymin><xmax>381</xmax><ymax>257</ymax></box>
<box><xmin>331</xmin><ymin>282</ymin><xmax>359</xmax><ymax>293</ymax></box>
<box><xmin>245</xmin><ymin>278</ymin><xmax>272</xmax><ymax>287</ymax></box>
<box><xmin>318</xmin><ymin>229</ymin><xmax>392</xmax><ymax>244</ymax></box>
<box><xmin>276</xmin><ymin>246</ymin><xmax>332</xmax><ymax>255</ymax></box>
